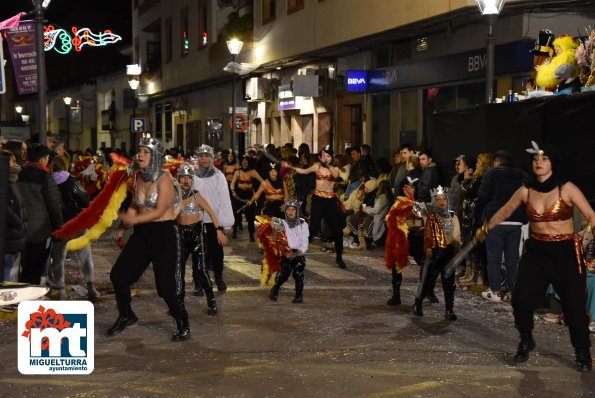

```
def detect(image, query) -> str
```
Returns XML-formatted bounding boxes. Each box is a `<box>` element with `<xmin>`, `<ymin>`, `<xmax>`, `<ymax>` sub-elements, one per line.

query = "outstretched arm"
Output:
<box><xmin>292</xmin><ymin>163</ymin><xmax>319</xmax><ymax>175</ymax></box>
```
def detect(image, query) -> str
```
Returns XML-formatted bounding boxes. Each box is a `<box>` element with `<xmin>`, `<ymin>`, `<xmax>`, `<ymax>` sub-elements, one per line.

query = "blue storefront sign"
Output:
<box><xmin>348</xmin><ymin>40</ymin><xmax>534</xmax><ymax>92</ymax></box>
<box><xmin>345</xmin><ymin>70</ymin><xmax>368</xmax><ymax>92</ymax></box>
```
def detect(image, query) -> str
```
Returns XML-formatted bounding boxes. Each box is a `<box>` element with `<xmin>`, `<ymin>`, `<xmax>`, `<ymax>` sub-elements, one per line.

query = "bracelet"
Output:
<box><xmin>216</xmin><ymin>226</ymin><xmax>225</xmax><ymax>232</ymax></box>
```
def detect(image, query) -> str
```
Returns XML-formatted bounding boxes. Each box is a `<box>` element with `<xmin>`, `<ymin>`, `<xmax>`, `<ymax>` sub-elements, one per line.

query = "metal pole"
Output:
<box><xmin>231</xmin><ymin>54</ymin><xmax>239</xmax><ymax>156</ymax></box>
<box><xmin>0</xmin><ymin>157</ymin><xmax>8</xmax><ymax>281</ymax></box>
<box><xmin>485</xmin><ymin>14</ymin><xmax>496</xmax><ymax>104</ymax></box>
<box><xmin>34</xmin><ymin>0</ymin><xmax>47</xmax><ymax>145</ymax></box>
<box><xmin>65</xmin><ymin>104</ymin><xmax>70</xmax><ymax>150</ymax></box>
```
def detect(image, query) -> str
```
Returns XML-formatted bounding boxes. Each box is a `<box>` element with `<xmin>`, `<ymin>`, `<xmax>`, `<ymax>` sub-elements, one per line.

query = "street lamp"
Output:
<box><xmin>476</xmin><ymin>0</ymin><xmax>505</xmax><ymax>103</ymax></box>
<box><xmin>227</xmin><ymin>38</ymin><xmax>243</xmax><ymax>155</ymax></box>
<box><xmin>63</xmin><ymin>96</ymin><xmax>72</xmax><ymax>149</ymax></box>
<box><xmin>127</xmin><ymin>64</ymin><xmax>141</xmax><ymax>151</ymax></box>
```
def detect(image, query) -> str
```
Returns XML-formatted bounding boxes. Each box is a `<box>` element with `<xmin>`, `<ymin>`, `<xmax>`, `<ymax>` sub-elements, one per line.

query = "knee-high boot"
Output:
<box><xmin>387</xmin><ymin>268</ymin><xmax>402</xmax><ymax>306</ymax></box>
<box><xmin>205</xmin><ymin>288</ymin><xmax>217</xmax><ymax>315</ymax></box>
<box><xmin>444</xmin><ymin>288</ymin><xmax>457</xmax><ymax>321</ymax></box>
<box><xmin>334</xmin><ymin>234</ymin><xmax>346</xmax><ymax>269</ymax></box>
<box><xmin>513</xmin><ymin>330</ymin><xmax>536</xmax><ymax>363</ymax></box>
<box><xmin>171</xmin><ymin>297</ymin><xmax>191</xmax><ymax>341</ymax></box>
<box><xmin>270</xmin><ymin>260</ymin><xmax>291</xmax><ymax>301</ymax></box>
<box><xmin>292</xmin><ymin>259</ymin><xmax>305</xmax><ymax>304</ymax></box>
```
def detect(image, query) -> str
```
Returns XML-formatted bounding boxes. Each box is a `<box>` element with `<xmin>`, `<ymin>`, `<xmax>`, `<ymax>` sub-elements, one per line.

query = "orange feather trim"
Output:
<box><xmin>384</xmin><ymin>197</ymin><xmax>415</xmax><ymax>270</ymax></box>
<box><xmin>53</xmin><ymin>169</ymin><xmax>130</xmax><ymax>240</ymax></box>
<box><xmin>255</xmin><ymin>215</ymin><xmax>281</xmax><ymax>285</ymax></box>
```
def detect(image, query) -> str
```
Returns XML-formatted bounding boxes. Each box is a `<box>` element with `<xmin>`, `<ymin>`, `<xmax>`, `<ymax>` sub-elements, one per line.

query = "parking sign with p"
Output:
<box><xmin>131</xmin><ymin>117</ymin><xmax>146</xmax><ymax>133</ymax></box>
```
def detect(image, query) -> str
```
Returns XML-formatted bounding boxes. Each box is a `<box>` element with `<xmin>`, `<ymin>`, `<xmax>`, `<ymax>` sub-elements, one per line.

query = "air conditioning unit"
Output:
<box><xmin>245</xmin><ymin>77</ymin><xmax>276</xmax><ymax>102</ymax></box>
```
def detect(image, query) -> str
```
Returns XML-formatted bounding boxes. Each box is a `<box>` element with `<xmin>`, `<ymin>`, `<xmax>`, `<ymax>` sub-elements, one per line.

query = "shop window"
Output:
<box><xmin>197</xmin><ymin>1</ymin><xmax>208</xmax><ymax>49</ymax></box>
<box><xmin>262</xmin><ymin>0</ymin><xmax>276</xmax><ymax>25</ymax></box>
<box><xmin>165</xmin><ymin>17</ymin><xmax>172</xmax><ymax>63</ymax></box>
<box><xmin>287</xmin><ymin>0</ymin><xmax>304</xmax><ymax>14</ymax></box>
<box><xmin>180</xmin><ymin>8</ymin><xmax>189</xmax><ymax>57</ymax></box>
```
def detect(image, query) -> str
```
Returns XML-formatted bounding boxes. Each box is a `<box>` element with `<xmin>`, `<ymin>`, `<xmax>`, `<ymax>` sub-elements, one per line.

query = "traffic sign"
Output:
<box><xmin>229</xmin><ymin>114</ymin><xmax>249</xmax><ymax>133</ymax></box>
<box><xmin>131</xmin><ymin>117</ymin><xmax>146</xmax><ymax>133</ymax></box>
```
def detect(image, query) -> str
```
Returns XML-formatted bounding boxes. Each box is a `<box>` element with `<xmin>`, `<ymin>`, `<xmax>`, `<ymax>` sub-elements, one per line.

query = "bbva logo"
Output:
<box><xmin>18</xmin><ymin>301</ymin><xmax>94</xmax><ymax>375</ymax></box>
<box><xmin>347</xmin><ymin>77</ymin><xmax>366</xmax><ymax>85</ymax></box>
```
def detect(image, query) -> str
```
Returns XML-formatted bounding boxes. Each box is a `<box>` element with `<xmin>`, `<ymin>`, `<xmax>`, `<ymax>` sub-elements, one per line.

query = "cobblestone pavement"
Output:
<box><xmin>0</xmin><ymin>227</ymin><xmax>593</xmax><ymax>397</ymax></box>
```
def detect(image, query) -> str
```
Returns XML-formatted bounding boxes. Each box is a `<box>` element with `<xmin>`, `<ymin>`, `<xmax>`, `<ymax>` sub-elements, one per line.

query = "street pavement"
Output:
<box><xmin>0</xmin><ymin>227</ymin><xmax>593</xmax><ymax>397</ymax></box>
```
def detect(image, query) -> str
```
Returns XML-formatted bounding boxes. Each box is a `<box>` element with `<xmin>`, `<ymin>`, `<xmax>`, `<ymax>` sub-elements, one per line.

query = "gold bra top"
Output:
<box><xmin>526</xmin><ymin>187</ymin><xmax>573</xmax><ymax>223</ymax></box>
<box><xmin>316</xmin><ymin>167</ymin><xmax>335</xmax><ymax>182</ymax></box>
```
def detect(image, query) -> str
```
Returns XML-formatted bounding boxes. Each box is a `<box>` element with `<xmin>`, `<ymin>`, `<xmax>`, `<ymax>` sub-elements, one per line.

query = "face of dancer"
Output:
<box><xmin>269</xmin><ymin>168</ymin><xmax>278</xmax><ymax>180</ymax></box>
<box><xmin>179</xmin><ymin>175</ymin><xmax>193</xmax><ymax>189</ymax></box>
<box><xmin>319</xmin><ymin>151</ymin><xmax>332</xmax><ymax>165</ymax></box>
<box><xmin>435</xmin><ymin>194</ymin><xmax>448</xmax><ymax>210</ymax></box>
<box><xmin>532</xmin><ymin>154</ymin><xmax>552</xmax><ymax>180</ymax></box>
<box><xmin>198</xmin><ymin>153</ymin><xmax>212</xmax><ymax>169</ymax></box>
<box><xmin>286</xmin><ymin>206</ymin><xmax>297</xmax><ymax>220</ymax></box>
<box><xmin>242</xmin><ymin>157</ymin><xmax>249</xmax><ymax>169</ymax></box>
<box><xmin>137</xmin><ymin>147</ymin><xmax>151</xmax><ymax>169</ymax></box>
<box><xmin>404</xmin><ymin>184</ymin><xmax>415</xmax><ymax>200</ymax></box>
<box><xmin>227</xmin><ymin>152</ymin><xmax>235</xmax><ymax>163</ymax></box>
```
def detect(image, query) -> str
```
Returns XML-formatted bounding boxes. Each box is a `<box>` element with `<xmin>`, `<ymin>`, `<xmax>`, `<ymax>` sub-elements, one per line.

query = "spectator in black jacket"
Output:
<box><xmin>49</xmin><ymin>156</ymin><xmax>98</xmax><ymax>299</ymax></box>
<box><xmin>477</xmin><ymin>150</ymin><xmax>528</xmax><ymax>302</ymax></box>
<box><xmin>417</xmin><ymin>149</ymin><xmax>441</xmax><ymax>203</ymax></box>
<box><xmin>17</xmin><ymin>144</ymin><xmax>63</xmax><ymax>284</ymax></box>
<box><xmin>1</xmin><ymin>150</ymin><xmax>27</xmax><ymax>282</ymax></box>
<box><xmin>349</xmin><ymin>146</ymin><xmax>374</xmax><ymax>182</ymax></box>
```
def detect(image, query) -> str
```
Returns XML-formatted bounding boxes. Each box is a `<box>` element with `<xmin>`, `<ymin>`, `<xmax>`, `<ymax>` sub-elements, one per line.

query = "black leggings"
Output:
<box><xmin>309</xmin><ymin>194</ymin><xmax>346</xmax><ymax>262</ymax></box>
<box><xmin>179</xmin><ymin>221</ymin><xmax>213</xmax><ymax>293</ymax></box>
<box><xmin>512</xmin><ymin>238</ymin><xmax>590</xmax><ymax>350</ymax></box>
<box><xmin>236</xmin><ymin>188</ymin><xmax>256</xmax><ymax>234</ymax></box>
<box><xmin>110</xmin><ymin>221</ymin><xmax>186</xmax><ymax>319</ymax></box>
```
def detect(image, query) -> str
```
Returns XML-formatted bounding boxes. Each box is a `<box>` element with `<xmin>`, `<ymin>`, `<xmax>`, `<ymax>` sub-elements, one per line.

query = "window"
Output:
<box><xmin>146</xmin><ymin>41</ymin><xmax>161</xmax><ymax>71</ymax></box>
<box><xmin>164</xmin><ymin>102</ymin><xmax>173</xmax><ymax>142</ymax></box>
<box><xmin>197</xmin><ymin>1</ymin><xmax>208</xmax><ymax>49</ymax></box>
<box><xmin>287</xmin><ymin>0</ymin><xmax>304</xmax><ymax>14</ymax></box>
<box><xmin>262</xmin><ymin>0</ymin><xmax>276</xmax><ymax>24</ymax></box>
<box><xmin>155</xmin><ymin>103</ymin><xmax>163</xmax><ymax>141</ymax></box>
<box><xmin>180</xmin><ymin>8</ymin><xmax>189</xmax><ymax>56</ymax></box>
<box><xmin>165</xmin><ymin>17</ymin><xmax>172</xmax><ymax>63</ymax></box>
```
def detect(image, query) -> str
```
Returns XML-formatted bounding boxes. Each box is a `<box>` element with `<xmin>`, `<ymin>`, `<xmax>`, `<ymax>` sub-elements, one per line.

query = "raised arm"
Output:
<box><xmin>292</xmin><ymin>163</ymin><xmax>320</xmax><ymax>175</ymax></box>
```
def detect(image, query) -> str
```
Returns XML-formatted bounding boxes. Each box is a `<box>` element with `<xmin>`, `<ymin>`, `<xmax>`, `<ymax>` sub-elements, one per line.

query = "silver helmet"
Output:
<box><xmin>138</xmin><ymin>136</ymin><xmax>165</xmax><ymax>182</ymax></box>
<box><xmin>177</xmin><ymin>162</ymin><xmax>194</xmax><ymax>179</ymax></box>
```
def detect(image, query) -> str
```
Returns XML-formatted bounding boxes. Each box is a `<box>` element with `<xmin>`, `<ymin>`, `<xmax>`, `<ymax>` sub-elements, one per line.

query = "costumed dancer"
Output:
<box><xmin>291</xmin><ymin>146</ymin><xmax>347</xmax><ymax>269</ymax></box>
<box><xmin>385</xmin><ymin>177</ymin><xmax>422</xmax><ymax>306</ymax></box>
<box><xmin>477</xmin><ymin>141</ymin><xmax>593</xmax><ymax>372</ymax></box>
<box><xmin>536</xmin><ymin>34</ymin><xmax>579</xmax><ymax>91</ymax></box>
<box><xmin>230</xmin><ymin>155</ymin><xmax>265</xmax><ymax>242</ymax></box>
<box><xmin>262</xmin><ymin>200</ymin><xmax>309</xmax><ymax>303</ymax></box>
<box><xmin>108</xmin><ymin>137</ymin><xmax>190</xmax><ymax>341</ymax></box>
<box><xmin>411</xmin><ymin>186</ymin><xmax>461</xmax><ymax>320</ymax></box>
<box><xmin>176</xmin><ymin>162</ymin><xmax>227</xmax><ymax>313</ymax></box>
<box><xmin>223</xmin><ymin>150</ymin><xmax>242</xmax><ymax>237</ymax></box>
<box><xmin>261</xmin><ymin>162</ymin><xmax>287</xmax><ymax>218</ymax></box>
<box><xmin>192</xmin><ymin>145</ymin><xmax>235</xmax><ymax>293</ymax></box>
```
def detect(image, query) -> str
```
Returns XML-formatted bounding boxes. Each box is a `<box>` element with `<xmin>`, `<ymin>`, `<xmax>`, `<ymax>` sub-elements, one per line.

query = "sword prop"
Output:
<box><xmin>236</xmin><ymin>203</ymin><xmax>252</xmax><ymax>214</ymax></box>
<box><xmin>444</xmin><ymin>237</ymin><xmax>479</xmax><ymax>278</ymax></box>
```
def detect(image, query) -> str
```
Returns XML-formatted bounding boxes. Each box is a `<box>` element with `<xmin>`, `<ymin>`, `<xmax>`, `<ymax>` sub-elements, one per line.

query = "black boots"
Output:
<box><xmin>387</xmin><ymin>270</ymin><xmax>402</xmax><ymax>306</ymax></box>
<box><xmin>336</xmin><ymin>258</ymin><xmax>346</xmax><ymax>269</ymax></box>
<box><xmin>575</xmin><ymin>349</ymin><xmax>593</xmax><ymax>372</ymax></box>
<box><xmin>172</xmin><ymin>314</ymin><xmax>191</xmax><ymax>341</ymax></box>
<box><xmin>513</xmin><ymin>331</ymin><xmax>536</xmax><ymax>363</ymax></box>
<box><xmin>445</xmin><ymin>308</ymin><xmax>457</xmax><ymax>321</ymax></box>
<box><xmin>427</xmin><ymin>291</ymin><xmax>439</xmax><ymax>304</ymax></box>
<box><xmin>107</xmin><ymin>310</ymin><xmax>138</xmax><ymax>336</ymax></box>
<box><xmin>269</xmin><ymin>285</ymin><xmax>279</xmax><ymax>301</ymax></box>
<box><xmin>215</xmin><ymin>276</ymin><xmax>227</xmax><ymax>293</ymax></box>
<box><xmin>411</xmin><ymin>299</ymin><xmax>423</xmax><ymax>317</ymax></box>
<box><xmin>193</xmin><ymin>284</ymin><xmax>204</xmax><ymax>297</ymax></box>
<box><xmin>249</xmin><ymin>233</ymin><xmax>255</xmax><ymax>242</ymax></box>
<box><xmin>206</xmin><ymin>289</ymin><xmax>218</xmax><ymax>315</ymax></box>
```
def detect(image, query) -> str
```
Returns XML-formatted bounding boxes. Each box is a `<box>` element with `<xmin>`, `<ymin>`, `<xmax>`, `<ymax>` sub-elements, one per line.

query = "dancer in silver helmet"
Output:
<box><xmin>108</xmin><ymin>137</ymin><xmax>190</xmax><ymax>341</ymax></box>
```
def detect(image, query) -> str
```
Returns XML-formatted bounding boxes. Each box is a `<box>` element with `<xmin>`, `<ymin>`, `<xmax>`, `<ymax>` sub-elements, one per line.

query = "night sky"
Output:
<box><xmin>2</xmin><ymin>1</ymin><xmax>132</xmax><ymax>90</ymax></box>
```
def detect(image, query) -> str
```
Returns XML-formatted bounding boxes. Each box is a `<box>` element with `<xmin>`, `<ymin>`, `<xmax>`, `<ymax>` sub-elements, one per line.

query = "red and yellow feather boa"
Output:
<box><xmin>384</xmin><ymin>197</ymin><xmax>415</xmax><ymax>271</ymax></box>
<box><xmin>53</xmin><ymin>154</ymin><xmax>132</xmax><ymax>251</ymax></box>
<box><xmin>255</xmin><ymin>215</ymin><xmax>281</xmax><ymax>286</ymax></box>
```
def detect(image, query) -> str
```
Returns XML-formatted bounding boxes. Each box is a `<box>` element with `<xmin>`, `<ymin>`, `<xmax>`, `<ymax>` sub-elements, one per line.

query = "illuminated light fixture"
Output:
<box><xmin>15</xmin><ymin>105</ymin><xmax>23</xmax><ymax>114</ymax></box>
<box><xmin>276</xmin><ymin>66</ymin><xmax>282</xmax><ymax>70</ymax></box>
<box><xmin>226</xmin><ymin>38</ymin><xmax>243</xmax><ymax>55</ymax></box>
<box><xmin>44</xmin><ymin>25</ymin><xmax>122</xmax><ymax>54</ymax></box>
<box><xmin>63</xmin><ymin>96</ymin><xmax>72</xmax><ymax>105</ymax></box>
<box><xmin>202</xmin><ymin>32</ymin><xmax>208</xmax><ymax>46</ymax></box>
<box><xmin>42</xmin><ymin>0</ymin><xmax>52</xmax><ymax>8</ymax></box>
<box><xmin>128</xmin><ymin>77</ymin><xmax>140</xmax><ymax>90</ymax></box>
<box><xmin>476</xmin><ymin>0</ymin><xmax>505</xmax><ymax>15</ymax></box>
<box><xmin>21</xmin><ymin>114</ymin><xmax>30</xmax><ymax>123</ymax></box>
<box><xmin>416</xmin><ymin>37</ymin><xmax>429</xmax><ymax>52</ymax></box>
<box><xmin>126</xmin><ymin>64</ymin><xmax>142</xmax><ymax>76</ymax></box>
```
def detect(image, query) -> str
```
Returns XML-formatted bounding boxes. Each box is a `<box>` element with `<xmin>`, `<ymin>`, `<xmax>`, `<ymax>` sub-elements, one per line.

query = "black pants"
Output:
<box><xmin>19</xmin><ymin>240</ymin><xmax>51</xmax><ymax>284</ymax></box>
<box><xmin>179</xmin><ymin>221</ymin><xmax>213</xmax><ymax>293</ymax></box>
<box><xmin>309</xmin><ymin>194</ymin><xmax>346</xmax><ymax>262</ymax></box>
<box><xmin>236</xmin><ymin>188</ymin><xmax>256</xmax><ymax>234</ymax></box>
<box><xmin>512</xmin><ymin>238</ymin><xmax>590</xmax><ymax>350</ymax></box>
<box><xmin>203</xmin><ymin>223</ymin><xmax>225</xmax><ymax>281</ymax></box>
<box><xmin>110</xmin><ymin>221</ymin><xmax>186</xmax><ymax>319</ymax></box>
<box><xmin>416</xmin><ymin>245</ymin><xmax>456</xmax><ymax>309</ymax></box>
<box><xmin>273</xmin><ymin>256</ymin><xmax>306</xmax><ymax>297</ymax></box>
<box><xmin>262</xmin><ymin>199</ymin><xmax>284</xmax><ymax>218</ymax></box>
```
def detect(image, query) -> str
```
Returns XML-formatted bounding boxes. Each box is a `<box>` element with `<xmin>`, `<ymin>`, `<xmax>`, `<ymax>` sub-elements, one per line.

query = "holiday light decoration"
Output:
<box><xmin>44</xmin><ymin>25</ymin><xmax>122</xmax><ymax>54</ymax></box>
